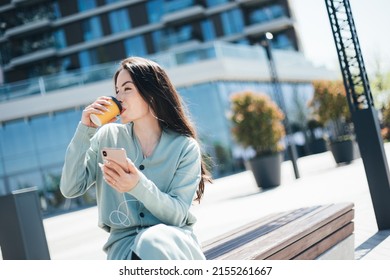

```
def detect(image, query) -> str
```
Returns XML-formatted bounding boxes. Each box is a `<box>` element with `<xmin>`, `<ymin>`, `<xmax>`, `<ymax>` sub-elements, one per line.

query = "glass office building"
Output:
<box><xmin>0</xmin><ymin>0</ymin><xmax>301</xmax><ymax>83</ymax></box>
<box><xmin>0</xmin><ymin>1</ymin><xmax>337</xmax><ymax>215</ymax></box>
<box><xmin>0</xmin><ymin>41</ymin><xmax>337</xmax><ymax>215</ymax></box>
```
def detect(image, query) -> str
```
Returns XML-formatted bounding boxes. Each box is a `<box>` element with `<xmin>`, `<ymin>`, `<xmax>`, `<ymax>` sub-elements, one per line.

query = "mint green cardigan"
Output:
<box><xmin>60</xmin><ymin>122</ymin><xmax>203</xmax><ymax>259</ymax></box>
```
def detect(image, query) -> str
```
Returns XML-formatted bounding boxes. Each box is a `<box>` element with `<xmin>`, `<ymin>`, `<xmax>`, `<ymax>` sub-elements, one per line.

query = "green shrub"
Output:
<box><xmin>230</xmin><ymin>91</ymin><xmax>285</xmax><ymax>156</ymax></box>
<box><xmin>308</xmin><ymin>80</ymin><xmax>353</xmax><ymax>142</ymax></box>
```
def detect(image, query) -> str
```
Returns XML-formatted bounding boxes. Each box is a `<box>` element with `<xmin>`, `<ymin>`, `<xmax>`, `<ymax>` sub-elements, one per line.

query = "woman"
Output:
<box><xmin>60</xmin><ymin>57</ymin><xmax>212</xmax><ymax>260</ymax></box>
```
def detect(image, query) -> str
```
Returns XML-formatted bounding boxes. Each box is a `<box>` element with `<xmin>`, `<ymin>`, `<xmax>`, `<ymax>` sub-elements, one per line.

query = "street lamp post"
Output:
<box><xmin>260</xmin><ymin>32</ymin><xmax>300</xmax><ymax>179</ymax></box>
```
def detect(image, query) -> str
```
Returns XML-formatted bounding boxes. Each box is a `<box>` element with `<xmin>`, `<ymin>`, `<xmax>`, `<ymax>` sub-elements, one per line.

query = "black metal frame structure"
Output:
<box><xmin>325</xmin><ymin>0</ymin><xmax>390</xmax><ymax>229</ymax></box>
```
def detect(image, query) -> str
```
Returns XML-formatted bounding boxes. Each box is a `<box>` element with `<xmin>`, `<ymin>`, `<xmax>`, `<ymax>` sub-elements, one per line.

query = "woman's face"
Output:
<box><xmin>115</xmin><ymin>69</ymin><xmax>149</xmax><ymax>124</ymax></box>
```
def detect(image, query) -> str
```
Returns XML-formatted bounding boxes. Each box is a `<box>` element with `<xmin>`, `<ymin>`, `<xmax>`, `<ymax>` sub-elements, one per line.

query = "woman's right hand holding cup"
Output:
<box><xmin>81</xmin><ymin>96</ymin><xmax>112</xmax><ymax>127</ymax></box>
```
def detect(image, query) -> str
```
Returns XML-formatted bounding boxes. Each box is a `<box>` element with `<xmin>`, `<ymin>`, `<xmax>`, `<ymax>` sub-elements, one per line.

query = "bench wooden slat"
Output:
<box><xmin>293</xmin><ymin>222</ymin><xmax>354</xmax><ymax>259</ymax></box>
<box><xmin>203</xmin><ymin>205</ymin><xmax>322</xmax><ymax>259</ymax></box>
<box><xmin>264</xmin><ymin>209</ymin><xmax>354</xmax><ymax>259</ymax></box>
<box><xmin>204</xmin><ymin>202</ymin><xmax>354</xmax><ymax>260</ymax></box>
<box><xmin>202</xmin><ymin>211</ymin><xmax>292</xmax><ymax>250</ymax></box>
<box><xmin>219</xmin><ymin>204</ymin><xmax>354</xmax><ymax>260</ymax></box>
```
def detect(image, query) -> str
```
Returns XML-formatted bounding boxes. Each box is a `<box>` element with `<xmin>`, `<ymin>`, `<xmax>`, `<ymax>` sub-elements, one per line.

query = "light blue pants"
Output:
<box><xmin>106</xmin><ymin>224</ymin><xmax>205</xmax><ymax>260</ymax></box>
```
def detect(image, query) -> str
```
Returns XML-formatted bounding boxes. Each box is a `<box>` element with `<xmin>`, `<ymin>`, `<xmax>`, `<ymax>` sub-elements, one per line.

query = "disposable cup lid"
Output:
<box><xmin>110</xmin><ymin>96</ymin><xmax>122</xmax><ymax>112</ymax></box>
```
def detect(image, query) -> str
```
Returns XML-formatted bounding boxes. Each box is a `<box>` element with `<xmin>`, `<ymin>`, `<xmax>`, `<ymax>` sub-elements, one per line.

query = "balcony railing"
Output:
<box><xmin>0</xmin><ymin>42</ymin><xmax>267</xmax><ymax>103</ymax></box>
<box><xmin>0</xmin><ymin>63</ymin><xmax>117</xmax><ymax>102</ymax></box>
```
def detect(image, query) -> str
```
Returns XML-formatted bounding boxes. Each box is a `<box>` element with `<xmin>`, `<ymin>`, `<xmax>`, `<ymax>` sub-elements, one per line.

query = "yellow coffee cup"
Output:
<box><xmin>90</xmin><ymin>96</ymin><xmax>122</xmax><ymax>127</ymax></box>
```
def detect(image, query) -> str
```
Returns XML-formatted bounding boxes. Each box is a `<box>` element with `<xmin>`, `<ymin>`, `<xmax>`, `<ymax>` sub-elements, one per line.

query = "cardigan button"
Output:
<box><xmin>139</xmin><ymin>164</ymin><xmax>145</xmax><ymax>170</ymax></box>
<box><xmin>139</xmin><ymin>212</ymin><xmax>145</xmax><ymax>218</ymax></box>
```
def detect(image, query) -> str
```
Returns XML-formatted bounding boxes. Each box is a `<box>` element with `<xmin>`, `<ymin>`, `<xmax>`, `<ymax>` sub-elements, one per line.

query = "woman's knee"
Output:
<box><xmin>132</xmin><ymin>224</ymin><xmax>201</xmax><ymax>260</ymax></box>
<box><xmin>135</xmin><ymin>224</ymin><xmax>176</xmax><ymax>249</ymax></box>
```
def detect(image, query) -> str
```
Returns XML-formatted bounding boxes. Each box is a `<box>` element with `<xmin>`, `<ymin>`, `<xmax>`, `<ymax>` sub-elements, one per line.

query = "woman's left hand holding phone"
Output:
<box><xmin>100</xmin><ymin>159</ymin><xmax>140</xmax><ymax>193</ymax></box>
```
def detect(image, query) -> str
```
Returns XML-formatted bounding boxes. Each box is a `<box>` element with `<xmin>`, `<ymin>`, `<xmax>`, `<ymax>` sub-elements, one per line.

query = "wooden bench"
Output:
<box><xmin>203</xmin><ymin>202</ymin><xmax>355</xmax><ymax>260</ymax></box>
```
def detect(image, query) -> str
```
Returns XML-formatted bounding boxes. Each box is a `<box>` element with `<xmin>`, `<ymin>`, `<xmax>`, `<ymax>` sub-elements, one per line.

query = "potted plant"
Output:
<box><xmin>230</xmin><ymin>91</ymin><xmax>285</xmax><ymax>189</ymax></box>
<box><xmin>306</xmin><ymin>118</ymin><xmax>328</xmax><ymax>154</ymax></box>
<box><xmin>308</xmin><ymin>80</ymin><xmax>359</xmax><ymax>164</ymax></box>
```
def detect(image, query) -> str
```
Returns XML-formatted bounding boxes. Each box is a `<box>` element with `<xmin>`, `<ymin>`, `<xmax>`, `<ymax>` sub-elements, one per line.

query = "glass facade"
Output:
<box><xmin>124</xmin><ymin>36</ymin><xmax>147</xmax><ymax>57</ymax></box>
<box><xmin>201</xmin><ymin>19</ymin><xmax>216</xmax><ymax>42</ymax></box>
<box><xmin>248</xmin><ymin>4</ymin><xmax>286</xmax><ymax>25</ymax></box>
<box><xmin>0</xmin><ymin>109</ymin><xmax>97</xmax><ymax>214</ymax></box>
<box><xmin>79</xmin><ymin>49</ymin><xmax>99</xmax><ymax>69</ymax></box>
<box><xmin>152</xmin><ymin>25</ymin><xmax>195</xmax><ymax>52</ymax></box>
<box><xmin>0</xmin><ymin>111</ymin><xmax>73</xmax><ymax>191</ymax></box>
<box><xmin>147</xmin><ymin>0</ymin><xmax>164</xmax><ymax>23</ymax></box>
<box><xmin>82</xmin><ymin>17</ymin><xmax>103</xmax><ymax>41</ymax></box>
<box><xmin>272</xmin><ymin>33</ymin><xmax>294</xmax><ymax>50</ymax></box>
<box><xmin>54</xmin><ymin>29</ymin><xmax>67</xmax><ymax>49</ymax></box>
<box><xmin>180</xmin><ymin>81</ymin><xmax>313</xmax><ymax>176</ymax></box>
<box><xmin>205</xmin><ymin>0</ymin><xmax>231</xmax><ymax>7</ymax></box>
<box><xmin>52</xmin><ymin>1</ymin><xmax>62</xmax><ymax>19</ymax></box>
<box><xmin>77</xmin><ymin>0</ymin><xmax>96</xmax><ymax>12</ymax></box>
<box><xmin>163</xmin><ymin>0</ymin><xmax>194</xmax><ymax>13</ymax></box>
<box><xmin>1</xmin><ymin>0</ymin><xmax>300</xmax><ymax>83</ymax></box>
<box><xmin>221</xmin><ymin>9</ymin><xmax>244</xmax><ymax>36</ymax></box>
<box><xmin>108</xmin><ymin>9</ymin><xmax>131</xmax><ymax>34</ymax></box>
<box><xmin>151</xmin><ymin>30</ymin><xmax>164</xmax><ymax>53</ymax></box>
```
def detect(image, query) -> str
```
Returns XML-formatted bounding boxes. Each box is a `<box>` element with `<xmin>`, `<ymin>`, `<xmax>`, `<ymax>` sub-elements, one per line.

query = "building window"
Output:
<box><xmin>248</xmin><ymin>4</ymin><xmax>286</xmax><ymax>25</ymax></box>
<box><xmin>163</xmin><ymin>0</ymin><xmax>194</xmax><ymax>13</ymax></box>
<box><xmin>168</xmin><ymin>25</ymin><xmax>193</xmax><ymax>45</ymax></box>
<box><xmin>147</xmin><ymin>0</ymin><xmax>164</xmax><ymax>23</ymax></box>
<box><xmin>79</xmin><ymin>49</ymin><xmax>98</xmax><ymax>69</ymax></box>
<box><xmin>201</xmin><ymin>19</ymin><xmax>216</xmax><ymax>42</ymax></box>
<box><xmin>151</xmin><ymin>30</ymin><xmax>164</xmax><ymax>52</ymax></box>
<box><xmin>0</xmin><ymin>121</ymin><xmax>38</xmax><ymax>177</ymax></box>
<box><xmin>221</xmin><ymin>8</ymin><xmax>244</xmax><ymax>36</ymax></box>
<box><xmin>152</xmin><ymin>24</ymin><xmax>195</xmax><ymax>52</ymax></box>
<box><xmin>0</xmin><ymin>109</ymin><xmax>83</xmax><ymax>196</ymax></box>
<box><xmin>82</xmin><ymin>17</ymin><xmax>103</xmax><ymax>41</ymax></box>
<box><xmin>59</xmin><ymin>57</ymin><xmax>72</xmax><ymax>72</ymax></box>
<box><xmin>54</xmin><ymin>29</ymin><xmax>67</xmax><ymax>49</ymax></box>
<box><xmin>205</xmin><ymin>0</ymin><xmax>230</xmax><ymax>7</ymax></box>
<box><xmin>124</xmin><ymin>36</ymin><xmax>147</xmax><ymax>57</ymax></box>
<box><xmin>52</xmin><ymin>1</ymin><xmax>62</xmax><ymax>19</ymax></box>
<box><xmin>271</xmin><ymin>33</ymin><xmax>294</xmax><ymax>50</ymax></box>
<box><xmin>77</xmin><ymin>0</ymin><xmax>96</xmax><ymax>12</ymax></box>
<box><xmin>108</xmin><ymin>9</ymin><xmax>131</xmax><ymax>34</ymax></box>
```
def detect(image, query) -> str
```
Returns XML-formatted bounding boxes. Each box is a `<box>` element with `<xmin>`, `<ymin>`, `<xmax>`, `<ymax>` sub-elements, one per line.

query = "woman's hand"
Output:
<box><xmin>81</xmin><ymin>96</ymin><xmax>115</xmax><ymax>127</ymax></box>
<box><xmin>100</xmin><ymin>158</ymin><xmax>140</xmax><ymax>193</ymax></box>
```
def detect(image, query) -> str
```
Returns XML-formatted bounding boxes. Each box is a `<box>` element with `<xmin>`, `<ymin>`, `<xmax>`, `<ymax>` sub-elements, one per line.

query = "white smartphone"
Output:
<box><xmin>101</xmin><ymin>147</ymin><xmax>129</xmax><ymax>172</ymax></box>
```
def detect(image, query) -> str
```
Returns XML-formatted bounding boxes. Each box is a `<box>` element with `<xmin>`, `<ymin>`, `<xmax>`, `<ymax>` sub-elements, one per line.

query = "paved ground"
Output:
<box><xmin>32</xmin><ymin>145</ymin><xmax>390</xmax><ymax>260</ymax></box>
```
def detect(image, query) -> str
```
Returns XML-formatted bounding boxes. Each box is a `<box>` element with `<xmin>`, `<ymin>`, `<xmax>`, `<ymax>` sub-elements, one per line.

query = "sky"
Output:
<box><xmin>290</xmin><ymin>0</ymin><xmax>390</xmax><ymax>76</ymax></box>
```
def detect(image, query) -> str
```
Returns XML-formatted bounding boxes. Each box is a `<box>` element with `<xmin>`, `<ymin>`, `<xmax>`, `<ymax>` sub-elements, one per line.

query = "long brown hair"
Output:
<box><xmin>114</xmin><ymin>57</ymin><xmax>212</xmax><ymax>201</ymax></box>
